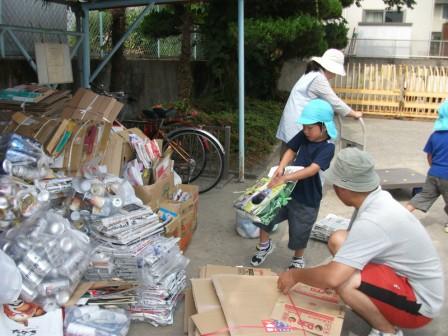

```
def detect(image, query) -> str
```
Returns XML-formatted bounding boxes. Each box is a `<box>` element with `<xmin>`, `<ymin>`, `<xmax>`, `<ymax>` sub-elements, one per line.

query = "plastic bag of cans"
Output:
<box><xmin>64</xmin><ymin>306</ymin><xmax>130</xmax><ymax>336</ymax></box>
<box><xmin>0</xmin><ymin>210</ymin><xmax>92</xmax><ymax>311</ymax></box>
<box><xmin>0</xmin><ymin>175</ymin><xmax>50</xmax><ymax>232</ymax></box>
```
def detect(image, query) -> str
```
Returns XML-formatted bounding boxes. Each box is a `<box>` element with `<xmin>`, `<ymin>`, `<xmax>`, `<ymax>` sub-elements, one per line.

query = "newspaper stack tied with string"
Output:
<box><xmin>233</xmin><ymin>166</ymin><xmax>303</xmax><ymax>226</ymax></box>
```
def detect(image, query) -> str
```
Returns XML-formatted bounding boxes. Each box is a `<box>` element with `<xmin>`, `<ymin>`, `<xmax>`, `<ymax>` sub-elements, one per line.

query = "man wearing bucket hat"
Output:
<box><xmin>250</xmin><ymin>99</ymin><xmax>337</xmax><ymax>269</ymax></box>
<box><xmin>278</xmin><ymin>148</ymin><xmax>444</xmax><ymax>336</ymax></box>
<box><xmin>406</xmin><ymin>100</ymin><xmax>448</xmax><ymax>233</ymax></box>
<box><xmin>276</xmin><ymin>48</ymin><xmax>362</xmax><ymax>156</ymax></box>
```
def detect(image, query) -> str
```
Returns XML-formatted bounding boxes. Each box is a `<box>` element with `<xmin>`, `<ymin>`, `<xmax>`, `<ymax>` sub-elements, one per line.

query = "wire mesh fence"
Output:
<box><xmin>1</xmin><ymin>0</ymin><xmax>68</xmax><ymax>56</ymax></box>
<box><xmin>3</xmin><ymin>2</ymin><xmax>204</xmax><ymax>60</ymax></box>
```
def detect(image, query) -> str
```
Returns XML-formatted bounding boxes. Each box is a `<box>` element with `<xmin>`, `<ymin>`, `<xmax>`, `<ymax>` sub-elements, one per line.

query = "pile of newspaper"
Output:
<box><xmin>129</xmin><ymin>235</ymin><xmax>189</xmax><ymax>326</ymax></box>
<box><xmin>310</xmin><ymin>214</ymin><xmax>350</xmax><ymax>242</ymax></box>
<box><xmin>85</xmin><ymin>203</ymin><xmax>168</xmax><ymax>280</ymax></box>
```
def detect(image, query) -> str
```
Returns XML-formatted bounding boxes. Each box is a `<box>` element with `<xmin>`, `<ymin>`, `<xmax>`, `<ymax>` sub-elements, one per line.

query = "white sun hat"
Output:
<box><xmin>311</xmin><ymin>49</ymin><xmax>346</xmax><ymax>76</ymax></box>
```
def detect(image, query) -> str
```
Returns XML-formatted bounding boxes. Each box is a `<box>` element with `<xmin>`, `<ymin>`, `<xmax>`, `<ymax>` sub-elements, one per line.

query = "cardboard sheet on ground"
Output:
<box><xmin>271</xmin><ymin>283</ymin><xmax>345</xmax><ymax>336</ymax></box>
<box><xmin>211</xmin><ymin>275</ymin><xmax>298</xmax><ymax>336</ymax></box>
<box><xmin>190</xmin><ymin>278</ymin><xmax>230</xmax><ymax>336</ymax></box>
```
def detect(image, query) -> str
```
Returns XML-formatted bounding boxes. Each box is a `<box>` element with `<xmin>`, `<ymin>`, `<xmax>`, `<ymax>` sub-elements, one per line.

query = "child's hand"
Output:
<box><xmin>277</xmin><ymin>270</ymin><xmax>296</xmax><ymax>294</ymax></box>
<box><xmin>268</xmin><ymin>175</ymin><xmax>285</xmax><ymax>188</ymax></box>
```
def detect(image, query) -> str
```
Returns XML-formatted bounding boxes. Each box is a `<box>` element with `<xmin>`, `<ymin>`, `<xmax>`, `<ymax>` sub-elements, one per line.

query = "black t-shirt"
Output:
<box><xmin>287</xmin><ymin>131</ymin><xmax>335</xmax><ymax>208</ymax></box>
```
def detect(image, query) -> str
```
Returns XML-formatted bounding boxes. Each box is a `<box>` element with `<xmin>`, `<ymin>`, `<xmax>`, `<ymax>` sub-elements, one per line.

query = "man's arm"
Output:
<box><xmin>277</xmin><ymin>261</ymin><xmax>357</xmax><ymax>294</ymax></box>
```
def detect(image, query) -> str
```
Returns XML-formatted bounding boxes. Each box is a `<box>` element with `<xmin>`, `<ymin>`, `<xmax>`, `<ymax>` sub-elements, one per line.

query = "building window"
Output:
<box><xmin>443</xmin><ymin>5</ymin><xmax>448</xmax><ymax>19</ymax></box>
<box><xmin>364</xmin><ymin>10</ymin><xmax>384</xmax><ymax>23</ymax></box>
<box><xmin>363</xmin><ymin>9</ymin><xmax>404</xmax><ymax>23</ymax></box>
<box><xmin>385</xmin><ymin>10</ymin><xmax>404</xmax><ymax>23</ymax></box>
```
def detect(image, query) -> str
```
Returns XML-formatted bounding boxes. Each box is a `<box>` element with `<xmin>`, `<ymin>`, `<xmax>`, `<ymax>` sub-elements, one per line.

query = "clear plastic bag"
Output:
<box><xmin>0</xmin><ymin>210</ymin><xmax>92</xmax><ymax>311</ymax></box>
<box><xmin>64</xmin><ymin>306</ymin><xmax>130</xmax><ymax>336</ymax></box>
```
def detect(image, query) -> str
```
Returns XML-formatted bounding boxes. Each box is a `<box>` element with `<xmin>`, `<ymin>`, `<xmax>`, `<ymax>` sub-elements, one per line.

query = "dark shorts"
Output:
<box><xmin>409</xmin><ymin>175</ymin><xmax>448</xmax><ymax>215</ymax></box>
<box><xmin>359</xmin><ymin>263</ymin><xmax>431</xmax><ymax>329</ymax></box>
<box><xmin>255</xmin><ymin>198</ymin><xmax>318</xmax><ymax>250</ymax></box>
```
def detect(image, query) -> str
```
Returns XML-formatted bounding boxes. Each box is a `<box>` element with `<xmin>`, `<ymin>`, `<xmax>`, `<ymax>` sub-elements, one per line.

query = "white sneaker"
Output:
<box><xmin>368</xmin><ymin>328</ymin><xmax>403</xmax><ymax>336</ymax></box>
<box><xmin>251</xmin><ymin>240</ymin><xmax>274</xmax><ymax>266</ymax></box>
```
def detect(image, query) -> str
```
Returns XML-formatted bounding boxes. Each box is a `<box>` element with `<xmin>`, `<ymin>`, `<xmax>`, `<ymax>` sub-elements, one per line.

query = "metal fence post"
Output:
<box><xmin>223</xmin><ymin>125</ymin><xmax>231</xmax><ymax>180</ymax></box>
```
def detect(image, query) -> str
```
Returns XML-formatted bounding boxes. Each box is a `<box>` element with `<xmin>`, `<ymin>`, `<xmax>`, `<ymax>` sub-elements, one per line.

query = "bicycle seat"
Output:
<box><xmin>143</xmin><ymin>107</ymin><xmax>177</xmax><ymax>119</ymax></box>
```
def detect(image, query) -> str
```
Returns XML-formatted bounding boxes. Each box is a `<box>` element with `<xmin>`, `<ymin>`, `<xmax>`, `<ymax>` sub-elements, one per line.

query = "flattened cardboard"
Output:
<box><xmin>184</xmin><ymin>287</ymin><xmax>197</xmax><ymax>334</ymax></box>
<box><xmin>191</xmin><ymin>279</ymin><xmax>220</xmax><ymax>313</ymax></box>
<box><xmin>271</xmin><ymin>283</ymin><xmax>345</xmax><ymax>336</ymax></box>
<box><xmin>200</xmin><ymin>264</ymin><xmax>275</xmax><ymax>279</ymax></box>
<box><xmin>190</xmin><ymin>279</ymin><xmax>230</xmax><ymax>336</ymax></box>
<box><xmin>212</xmin><ymin>275</ymin><xmax>298</xmax><ymax>336</ymax></box>
<box><xmin>191</xmin><ymin>310</ymin><xmax>229</xmax><ymax>336</ymax></box>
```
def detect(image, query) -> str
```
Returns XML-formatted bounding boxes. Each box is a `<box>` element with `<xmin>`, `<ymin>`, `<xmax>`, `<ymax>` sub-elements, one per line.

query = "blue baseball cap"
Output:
<box><xmin>297</xmin><ymin>99</ymin><xmax>338</xmax><ymax>139</ymax></box>
<box><xmin>434</xmin><ymin>100</ymin><xmax>448</xmax><ymax>131</ymax></box>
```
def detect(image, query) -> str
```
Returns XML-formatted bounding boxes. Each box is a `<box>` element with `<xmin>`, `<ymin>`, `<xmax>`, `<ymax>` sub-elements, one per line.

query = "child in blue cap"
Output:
<box><xmin>406</xmin><ymin>100</ymin><xmax>448</xmax><ymax>232</ymax></box>
<box><xmin>251</xmin><ymin>98</ymin><xmax>337</xmax><ymax>269</ymax></box>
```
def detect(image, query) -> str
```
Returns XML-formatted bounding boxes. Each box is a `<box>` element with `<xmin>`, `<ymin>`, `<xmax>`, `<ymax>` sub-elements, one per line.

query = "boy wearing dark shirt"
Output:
<box><xmin>251</xmin><ymin>99</ymin><xmax>336</xmax><ymax>269</ymax></box>
<box><xmin>406</xmin><ymin>100</ymin><xmax>448</xmax><ymax>232</ymax></box>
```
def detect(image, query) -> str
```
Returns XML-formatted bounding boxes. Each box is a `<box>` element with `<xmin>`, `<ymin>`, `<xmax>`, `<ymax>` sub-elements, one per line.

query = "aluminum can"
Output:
<box><xmin>23</xmin><ymin>250</ymin><xmax>52</xmax><ymax>277</ymax></box>
<box><xmin>17</xmin><ymin>262</ymin><xmax>44</xmax><ymax>287</ymax></box>
<box><xmin>38</xmin><ymin>278</ymin><xmax>71</xmax><ymax>296</ymax></box>
<box><xmin>21</xmin><ymin>281</ymin><xmax>39</xmax><ymax>302</ymax></box>
<box><xmin>61</xmin><ymin>249</ymin><xmax>84</xmax><ymax>275</ymax></box>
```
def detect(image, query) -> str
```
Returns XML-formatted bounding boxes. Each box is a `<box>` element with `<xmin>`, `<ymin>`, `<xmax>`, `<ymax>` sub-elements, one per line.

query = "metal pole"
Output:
<box><xmin>223</xmin><ymin>125</ymin><xmax>231</xmax><ymax>180</ymax></box>
<box><xmin>99</xmin><ymin>11</ymin><xmax>104</xmax><ymax>58</ymax></box>
<box><xmin>82</xmin><ymin>6</ymin><xmax>91</xmax><ymax>88</ymax></box>
<box><xmin>0</xmin><ymin>0</ymin><xmax>4</xmax><ymax>58</ymax></box>
<box><xmin>238</xmin><ymin>0</ymin><xmax>245</xmax><ymax>182</ymax></box>
<box><xmin>6</xmin><ymin>29</ymin><xmax>37</xmax><ymax>72</ymax></box>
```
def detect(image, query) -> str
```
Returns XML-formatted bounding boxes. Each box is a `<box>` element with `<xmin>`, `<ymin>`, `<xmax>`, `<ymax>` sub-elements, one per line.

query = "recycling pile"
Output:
<box><xmin>310</xmin><ymin>214</ymin><xmax>351</xmax><ymax>242</ymax></box>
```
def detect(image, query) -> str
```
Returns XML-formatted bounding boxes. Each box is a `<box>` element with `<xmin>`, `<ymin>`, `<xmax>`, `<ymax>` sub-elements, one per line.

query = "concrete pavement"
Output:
<box><xmin>129</xmin><ymin>117</ymin><xmax>448</xmax><ymax>336</ymax></box>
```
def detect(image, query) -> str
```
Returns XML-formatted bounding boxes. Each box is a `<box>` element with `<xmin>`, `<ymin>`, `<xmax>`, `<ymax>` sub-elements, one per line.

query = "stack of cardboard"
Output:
<box><xmin>0</xmin><ymin>84</ymin><xmax>71</xmax><ymax>117</ymax></box>
<box><xmin>186</xmin><ymin>265</ymin><xmax>346</xmax><ymax>336</ymax></box>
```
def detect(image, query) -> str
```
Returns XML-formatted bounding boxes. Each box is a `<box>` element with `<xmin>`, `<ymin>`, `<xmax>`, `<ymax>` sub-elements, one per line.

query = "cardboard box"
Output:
<box><xmin>62</xmin><ymin>88</ymin><xmax>123</xmax><ymax>123</ymax></box>
<box><xmin>199</xmin><ymin>264</ymin><xmax>275</xmax><ymax>278</ymax></box>
<box><xmin>134</xmin><ymin>171</ymin><xmax>175</xmax><ymax>210</ymax></box>
<box><xmin>271</xmin><ymin>283</ymin><xmax>345</xmax><ymax>336</ymax></box>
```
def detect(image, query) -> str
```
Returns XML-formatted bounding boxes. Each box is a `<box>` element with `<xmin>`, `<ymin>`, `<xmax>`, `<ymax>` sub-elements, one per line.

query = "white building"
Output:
<box><xmin>343</xmin><ymin>0</ymin><xmax>448</xmax><ymax>58</ymax></box>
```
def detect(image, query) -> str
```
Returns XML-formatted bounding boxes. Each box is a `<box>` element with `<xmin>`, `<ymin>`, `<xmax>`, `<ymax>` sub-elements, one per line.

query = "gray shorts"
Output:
<box><xmin>409</xmin><ymin>175</ymin><xmax>448</xmax><ymax>215</ymax></box>
<box><xmin>256</xmin><ymin>198</ymin><xmax>319</xmax><ymax>250</ymax></box>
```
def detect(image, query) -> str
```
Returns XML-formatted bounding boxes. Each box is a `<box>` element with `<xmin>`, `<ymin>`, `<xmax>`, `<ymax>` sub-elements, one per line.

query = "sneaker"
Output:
<box><xmin>444</xmin><ymin>223</ymin><xmax>448</xmax><ymax>233</ymax></box>
<box><xmin>251</xmin><ymin>240</ymin><xmax>274</xmax><ymax>266</ymax></box>
<box><xmin>368</xmin><ymin>328</ymin><xmax>403</xmax><ymax>336</ymax></box>
<box><xmin>289</xmin><ymin>256</ymin><xmax>306</xmax><ymax>269</ymax></box>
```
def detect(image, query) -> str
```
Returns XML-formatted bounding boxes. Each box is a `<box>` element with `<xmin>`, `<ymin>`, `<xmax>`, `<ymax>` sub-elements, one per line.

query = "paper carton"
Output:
<box><xmin>134</xmin><ymin>171</ymin><xmax>175</xmax><ymax>210</ymax></box>
<box><xmin>62</xmin><ymin>88</ymin><xmax>123</xmax><ymax>123</ymax></box>
<box><xmin>271</xmin><ymin>283</ymin><xmax>345</xmax><ymax>336</ymax></box>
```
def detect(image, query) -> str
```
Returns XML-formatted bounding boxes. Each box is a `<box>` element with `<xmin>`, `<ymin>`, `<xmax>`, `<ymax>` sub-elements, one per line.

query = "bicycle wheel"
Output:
<box><xmin>165</xmin><ymin>128</ymin><xmax>225</xmax><ymax>193</ymax></box>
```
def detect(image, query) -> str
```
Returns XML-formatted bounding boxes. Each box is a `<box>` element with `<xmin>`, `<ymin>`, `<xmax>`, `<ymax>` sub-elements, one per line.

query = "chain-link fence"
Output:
<box><xmin>67</xmin><ymin>6</ymin><xmax>204</xmax><ymax>60</ymax></box>
<box><xmin>3</xmin><ymin>2</ymin><xmax>204</xmax><ymax>60</ymax></box>
<box><xmin>1</xmin><ymin>0</ymin><xmax>68</xmax><ymax>56</ymax></box>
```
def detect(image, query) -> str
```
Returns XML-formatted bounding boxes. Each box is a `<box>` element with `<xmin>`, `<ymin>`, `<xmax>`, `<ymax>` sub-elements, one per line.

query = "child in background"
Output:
<box><xmin>250</xmin><ymin>99</ymin><xmax>336</xmax><ymax>269</ymax></box>
<box><xmin>406</xmin><ymin>100</ymin><xmax>448</xmax><ymax>232</ymax></box>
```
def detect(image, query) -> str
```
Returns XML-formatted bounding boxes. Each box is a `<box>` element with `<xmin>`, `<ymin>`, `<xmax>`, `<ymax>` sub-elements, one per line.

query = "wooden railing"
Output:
<box><xmin>333</xmin><ymin>63</ymin><xmax>448</xmax><ymax>119</ymax></box>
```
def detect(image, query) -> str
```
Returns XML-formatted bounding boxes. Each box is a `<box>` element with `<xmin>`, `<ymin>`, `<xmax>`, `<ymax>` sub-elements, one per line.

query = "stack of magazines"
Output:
<box><xmin>233</xmin><ymin>166</ymin><xmax>302</xmax><ymax>226</ymax></box>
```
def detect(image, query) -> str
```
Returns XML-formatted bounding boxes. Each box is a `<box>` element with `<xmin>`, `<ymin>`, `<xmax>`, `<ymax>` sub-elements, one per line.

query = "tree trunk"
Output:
<box><xmin>110</xmin><ymin>7</ymin><xmax>126</xmax><ymax>92</ymax></box>
<box><xmin>177</xmin><ymin>6</ymin><xmax>193</xmax><ymax>101</ymax></box>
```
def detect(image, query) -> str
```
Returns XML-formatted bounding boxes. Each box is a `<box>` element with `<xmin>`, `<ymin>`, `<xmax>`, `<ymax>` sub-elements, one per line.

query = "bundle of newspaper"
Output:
<box><xmin>310</xmin><ymin>214</ymin><xmax>350</xmax><ymax>242</ymax></box>
<box><xmin>129</xmin><ymin>235</ymin><xmax>189</xmax><ymax>326</ymax></box>
<box><xmin>233</xmin><ymin>166</ymin><xmax>303</xmax><ymax>226</ymax></box>
<box><xmin>85</xmin><ymin>204</ymin><xmax>169</xmax><ymax>280</ymax></box>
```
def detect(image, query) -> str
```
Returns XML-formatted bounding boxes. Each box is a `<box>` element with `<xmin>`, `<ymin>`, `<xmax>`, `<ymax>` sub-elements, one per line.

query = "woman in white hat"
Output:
<box><xmin>276</xmin><ymin>48</ymin><xmax>362</xmax><ymax>155</ymax></box>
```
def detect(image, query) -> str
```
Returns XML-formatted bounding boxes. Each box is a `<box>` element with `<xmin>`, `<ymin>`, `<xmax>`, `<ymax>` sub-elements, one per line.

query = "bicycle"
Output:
<box><xmin>122</xmin><ymin>106</ymin><xmax>225</xmax><ymax>194</ymax></box>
